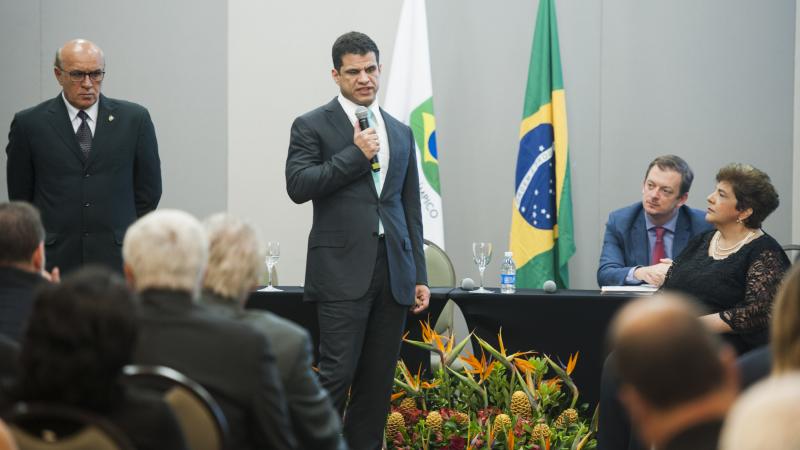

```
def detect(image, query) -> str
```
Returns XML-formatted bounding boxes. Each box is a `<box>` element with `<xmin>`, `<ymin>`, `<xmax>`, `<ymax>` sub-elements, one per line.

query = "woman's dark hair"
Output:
<box><xmin>16</xmin><ymin>266</ymin><xmax>138</xmax><ymax>412</ymax></box>
<box><xmin>716</xmin><ymin>163</ymin><xmax>779</xmax><ymax>229</ymax></box>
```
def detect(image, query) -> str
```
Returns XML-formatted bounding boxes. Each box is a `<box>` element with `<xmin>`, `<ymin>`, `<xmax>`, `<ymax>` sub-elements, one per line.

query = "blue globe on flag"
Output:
<box><xmin>515</xmin><ymin>123</ymin><xmax>556</xmax><ymax>230</ymax></box>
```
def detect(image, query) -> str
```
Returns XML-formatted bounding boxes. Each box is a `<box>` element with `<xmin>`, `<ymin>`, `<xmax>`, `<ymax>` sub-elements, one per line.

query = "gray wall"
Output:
<box><xmin>427</xmin><ymin>0</ymin><xmax>795</xmax><ymax>289</ymax></box>
<box><xmin>0</xmin><ymin>0</ymin><xmax>227</xmax><ymax>218</ymax></box>
<box><xmin>2</xmin><ymin>0</ymin><xmax>797</xmax><ymax>289</ymax></box>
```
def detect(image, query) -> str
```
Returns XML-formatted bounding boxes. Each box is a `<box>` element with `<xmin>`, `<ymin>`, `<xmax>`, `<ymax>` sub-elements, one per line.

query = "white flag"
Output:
<box><xmin>384</xmin><ymin>0</ymin><xmax>445</xmax><ymax>249</ymax></box>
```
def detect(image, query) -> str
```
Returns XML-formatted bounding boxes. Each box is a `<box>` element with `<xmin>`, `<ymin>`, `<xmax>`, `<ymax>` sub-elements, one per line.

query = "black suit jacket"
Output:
<box><xmin>133</xmin><ymin>290</ymin><xmax>297</xmax><ymax>450</ymax></box>
<box><xmin>285</xmin><ymin>98</ymin><xmax>426</xmax><ymax>305</ymax></box>
<box><xmin>202</xmin><ymin>291</ymin><xmax>346</xmax><ymax>450</ymax></box>
<box><xmin>6</xmin><ymin>94</ymin><xmax>162</xmax><ymax>273</ymax></box>
<box><xmin>0</xmin><ymin>267</ymin><xmax>44</xmax><ymax>342</ymax></box>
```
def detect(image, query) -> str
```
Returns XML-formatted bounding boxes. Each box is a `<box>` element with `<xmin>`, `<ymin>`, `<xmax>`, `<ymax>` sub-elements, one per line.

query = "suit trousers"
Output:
<box><xmin>316</xmin><ymin>238</ymin><xmax>407</xmax><ymax>450</ymax></box>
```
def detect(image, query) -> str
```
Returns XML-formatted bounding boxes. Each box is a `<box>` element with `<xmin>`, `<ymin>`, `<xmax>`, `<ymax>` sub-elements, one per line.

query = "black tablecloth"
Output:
<box><xmin>448</xmin><ymin>288</ymin><xmax>634</xmax><ymax>408</ymax></box>
<box><xmin>246</xmin><ymin>287</ymin><xmax>636</xmax><ymax>408</ymax></box>
<box><xmin>245</xmin><ymin>287</ymin><xmax>452</xmax><ymax>375</ymax></box>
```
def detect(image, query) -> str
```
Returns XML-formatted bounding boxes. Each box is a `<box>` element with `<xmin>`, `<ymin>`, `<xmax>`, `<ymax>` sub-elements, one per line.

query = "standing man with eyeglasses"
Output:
<box><xmin>5</xmin><ymin>39</ymin><xmax>161</xmax><ymax>274</ymax></box>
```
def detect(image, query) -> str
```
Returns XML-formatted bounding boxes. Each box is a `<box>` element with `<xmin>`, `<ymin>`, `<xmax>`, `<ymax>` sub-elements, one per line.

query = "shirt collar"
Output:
<box><xmin>645</xmin><ymin>208</ymin><xmax>680</xmax><ymax>233</ymax></box>
<box><xmin>61</xmin><ymin>92</ymin><xmax>99</xmax><ymax>123</ymax></box>
<box><xmin>337</xmin><ymin>94</ymin><xmax>382</xmax><ymax>128</ymax></box>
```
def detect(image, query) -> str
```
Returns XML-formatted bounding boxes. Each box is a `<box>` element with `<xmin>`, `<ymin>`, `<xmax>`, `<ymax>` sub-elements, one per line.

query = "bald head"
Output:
<box><xmin>53</xmin><ymin>39</ymin><xmax>105</xmax><ymax>110</ymax></box>
<box><xmin>611</xmin><ymin>293</ymin><xmax>725</xmax><ymax>409</ymax></box>
<box><xmin>55</xmin><ymin>39</ymin><xmax>105</xmax><ymax>69</ymax></box>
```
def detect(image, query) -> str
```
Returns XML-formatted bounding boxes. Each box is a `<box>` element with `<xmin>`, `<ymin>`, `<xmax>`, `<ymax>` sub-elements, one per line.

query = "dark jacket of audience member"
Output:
<box><xmin>0</xmin><ymin>202</ymin><xmax>50</xmax><ymax>342</ymax></box>
<box><xmin>135</xmin><ymin>289</ymin><xmax>295</xmax><ymax>450</ymax></box>
<box><xmin>0</xmin><ymin>336</ymin><xmax>19</xmax><ymax>382</ymax></box>
<box><xmin>5</xmin><ymin>268</ymin><xmax>187</xmax><ymax>450</ymax></box>
<box><xmin>203</xmin><ymin>291</ymin><xmax>346</xmax><ymax>450</ymax></box>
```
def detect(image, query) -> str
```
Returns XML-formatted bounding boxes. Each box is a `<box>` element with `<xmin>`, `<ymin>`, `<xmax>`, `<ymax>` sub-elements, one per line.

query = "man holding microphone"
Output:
<box><xmin>285</xmin><ymin>31</ymin><xmax>429</xmax><ymax>450</ymax></box>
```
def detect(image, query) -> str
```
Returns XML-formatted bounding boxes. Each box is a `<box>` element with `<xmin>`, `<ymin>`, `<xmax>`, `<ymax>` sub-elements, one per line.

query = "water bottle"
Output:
<box><xmin>500</xmin><ymin>251</ymin><xmax>516</xmax><ymax>294</ymax></box>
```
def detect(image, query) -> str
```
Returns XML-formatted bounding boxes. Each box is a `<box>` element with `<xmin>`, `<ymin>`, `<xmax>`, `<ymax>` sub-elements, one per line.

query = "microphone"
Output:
<box><xmin>543</xmin><ymin>280</ymin><xmax>557</xmax><ymax>293</ymax></box>
<box><xmin>460</xmin><ymin>277</ymin><xmax>476</xmax><ymax>291</ymax></box>
<box><xmin>355</xmin><ymin>106</ymin><xmax>380</xmax><ymax>173</ymax></box>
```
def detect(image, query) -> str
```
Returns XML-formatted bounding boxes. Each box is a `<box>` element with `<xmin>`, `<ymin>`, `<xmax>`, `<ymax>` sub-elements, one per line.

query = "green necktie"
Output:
<box><xmin>368</xmin><ymin>110</ymin><xmax>384</xmax><ymax>235</ymax></box>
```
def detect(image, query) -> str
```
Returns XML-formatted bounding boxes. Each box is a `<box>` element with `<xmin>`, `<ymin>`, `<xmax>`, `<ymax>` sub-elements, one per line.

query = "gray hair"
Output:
<box><xmin>202</xmin><ymin>214</ymin><xmax>263</xmax><ymax>301</ymax></box>
<box><xmin>122</xmin><ymin>209</ymin><xmax>208</xmax><ymax>294</ymax></box>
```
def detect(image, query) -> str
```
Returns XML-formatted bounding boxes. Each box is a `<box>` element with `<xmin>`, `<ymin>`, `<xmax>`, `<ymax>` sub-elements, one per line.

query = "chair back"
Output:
<box><xmin>424</xmin><ymin>239</ymin><xmax>456</xmax><ymax>288</ymax></box>
<box><xmin>783</xmin><ymin>244</ymin><xmax>800</xmax><ymax>263</ymax></box>
<box><xmin>3</xmin><ymin>402</ymin><xmax>135</xmax><ymax>450</ymax></box>
<box><xmin>121</xmin><ymin>365</ymin><xmax>228</xmax><ymax>450</ymax></box>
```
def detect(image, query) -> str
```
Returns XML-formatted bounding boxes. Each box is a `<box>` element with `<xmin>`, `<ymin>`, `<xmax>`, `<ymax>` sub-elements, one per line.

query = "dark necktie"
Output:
<box><xmin>651</xmin><ymin>226</ymin><xmax>666</xmax><ymax>265</ymax></box>
<box><xmin>76</xmin><ymin>110</ymin><xmax>92</xmax><ymax>156</ymax></box>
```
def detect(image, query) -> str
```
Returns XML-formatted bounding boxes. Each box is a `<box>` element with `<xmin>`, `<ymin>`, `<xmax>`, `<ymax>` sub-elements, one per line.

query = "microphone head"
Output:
<box><xmin>461</xmin><ymin>277</ymin><xmax>476</xmax><ymax>291</ymax></box>
<box><xmin>355</xmin><ymin>106</ymin><xmax>369</xmax><ymax>120</ymax></box>
<box><xmin>543</xmin><ymin>280</ymin><xmax>557</xmax><ymax>293</ymax></box>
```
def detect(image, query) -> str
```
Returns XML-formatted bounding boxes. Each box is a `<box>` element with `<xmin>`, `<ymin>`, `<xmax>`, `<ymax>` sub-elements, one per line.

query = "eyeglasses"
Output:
<box><xmin>58</xmin><ymin>67</ymin><xmax>105</xmax><ymax>82</ymax></box>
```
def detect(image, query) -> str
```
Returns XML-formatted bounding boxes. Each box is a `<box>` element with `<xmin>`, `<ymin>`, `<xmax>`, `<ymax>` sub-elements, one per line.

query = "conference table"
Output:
<box><xmin>246</xmin><ymin>287</ymin><xmax>637</xmax><ymax>408</ymax></box>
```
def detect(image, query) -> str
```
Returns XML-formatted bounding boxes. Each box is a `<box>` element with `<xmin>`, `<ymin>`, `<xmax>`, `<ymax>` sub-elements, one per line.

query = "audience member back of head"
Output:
<box><xmin>8</xmin><ymin>267</ymin><xmax>187</xmax><ymax>450</ymax></box>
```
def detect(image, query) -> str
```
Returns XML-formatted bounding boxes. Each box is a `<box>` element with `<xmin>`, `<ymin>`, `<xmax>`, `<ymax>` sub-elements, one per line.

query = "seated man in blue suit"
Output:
<box><xmin>597</xmin><ymin>155</ymin><xmax>711</xmax><ymax>287</ymax></box>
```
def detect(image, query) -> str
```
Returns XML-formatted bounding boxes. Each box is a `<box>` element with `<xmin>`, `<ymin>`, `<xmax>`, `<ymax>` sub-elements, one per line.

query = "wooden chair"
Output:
<box><xmin>121</xmin><ymin>365</ymin><xmax>228</xmax><ymax>450</ymax></box>
<box><xmin>3</xmin><ymin>402</ymin><xmax>135</xmax><ymax>450</ymax></box>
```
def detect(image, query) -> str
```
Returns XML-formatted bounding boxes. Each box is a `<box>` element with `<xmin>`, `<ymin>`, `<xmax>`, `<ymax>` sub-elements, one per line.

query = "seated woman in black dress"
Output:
<box><xmin>662</xmin><ymin>163</ymin><xmax>791</xmax><ymax>354</ymax></box>
<box><xmin>8</xmin><ymin>267</ymin><xmax>187</xmax><ymax>450</ymax></box>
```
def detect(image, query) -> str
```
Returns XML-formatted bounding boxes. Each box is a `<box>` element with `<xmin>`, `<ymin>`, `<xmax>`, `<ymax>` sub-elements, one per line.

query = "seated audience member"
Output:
<box><xmin>201</xmin><ymin>214</ymin><xmax>346</xmax><ymax>450</ymax></box>
<box><xmin>0</xmin><ymin>202</ymin><xmax>56</xmax><ymax>342</ymax></box>
<box><xmin>598</xmin><ymin>155</ymin><xmax>711</xmax><ymax>287</ymax></box>
<box><xmin>611</xmin><ymin>293</ymin><xmax>738</xmax><ymax>450</ymax></box>
<box><xmin>719</xmin><ymin>373</ymin><xmax>800</xmax><ymax>450</ymax></box>
<box><xmin>7</xmin><ymin>267</ymin><xmax>187</xmax><ymax>450</ymax></box>
<box><xmin>123</xmin><ymin>209</ymin><xmax>297</xmax><ymax>450</ymax></box>
<box><xmin>662</xmin><ymin>163</ymin><xmax>790</xmax><ymax>354</ymax></box>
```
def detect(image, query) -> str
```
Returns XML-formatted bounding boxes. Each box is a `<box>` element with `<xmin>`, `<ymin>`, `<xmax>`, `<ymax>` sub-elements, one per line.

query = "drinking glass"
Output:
<box><xmin>471</xmin><ymin>241</ymin><xmax>493</xmax><ymax>293</ymax></box>
<box><xmin>259</xmin><ymin>241</ymin><xmax>282</xmax><ymax>292</ymax></box>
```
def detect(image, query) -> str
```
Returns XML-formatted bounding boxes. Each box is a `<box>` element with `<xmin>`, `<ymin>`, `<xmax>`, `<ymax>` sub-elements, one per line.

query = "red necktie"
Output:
<box><xmin>652</xmin><ymin>226</ymin><xmax>665</xmax><ymax>265</ymax></box>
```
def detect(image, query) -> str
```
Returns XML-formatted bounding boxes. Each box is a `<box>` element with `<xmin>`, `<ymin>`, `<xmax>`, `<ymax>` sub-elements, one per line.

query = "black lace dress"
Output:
<box><xmin>662</xmin><ymin>229</ymin><xmax>791</xmax><ymax>353</ymax></box>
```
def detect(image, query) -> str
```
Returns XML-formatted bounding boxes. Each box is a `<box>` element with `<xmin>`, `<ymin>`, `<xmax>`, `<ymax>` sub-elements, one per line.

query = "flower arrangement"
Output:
<box><xmin>386</xmin><ymin>320</ymin><xmax>597</xmax><ymax>449</ymax></box>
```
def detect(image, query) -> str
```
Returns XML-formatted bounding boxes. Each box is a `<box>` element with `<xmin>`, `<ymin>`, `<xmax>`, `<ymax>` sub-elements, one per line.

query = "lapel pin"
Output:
<box><xmin>108</xmin><ymin>115</ymin><xmax>114</xmax><ymax>122</ymax></box>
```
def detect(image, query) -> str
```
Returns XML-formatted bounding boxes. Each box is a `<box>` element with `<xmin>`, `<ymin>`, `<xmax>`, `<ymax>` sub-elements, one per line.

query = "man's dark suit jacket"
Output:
<box><xmin>6</xmin><ymin>94</ymin><xmax>162</xmax><ymax>273</ymax></box>
<box><xmin>285</xmin><ymin>97</ymin><xmax>427</xmax><ymax>305</ymax></box>
<box><xmin>0</xmin><ymin>267</ymin><xmax>44</xmax><ymax>342</ymax></box>
<box><xmin>133</xmin><ymin>289</ymin><xmax>297</xmax><ymax>450</ymax></box>
<box><xmin>202</xmin><ymin>291</ymin><xmax>346</xmax><ymax>450</ymax></box>
<box><xmin>597</xmin><ymin>202</ymin><xmax>711</xmax><ymax>286</ymax></box>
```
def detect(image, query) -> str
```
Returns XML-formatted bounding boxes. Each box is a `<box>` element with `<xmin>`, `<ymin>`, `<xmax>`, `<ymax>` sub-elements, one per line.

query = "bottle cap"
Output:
<box><xmin>504</xmin><ymin>251</ymin><xmax>512</xmax><ymax>257</ymax></box>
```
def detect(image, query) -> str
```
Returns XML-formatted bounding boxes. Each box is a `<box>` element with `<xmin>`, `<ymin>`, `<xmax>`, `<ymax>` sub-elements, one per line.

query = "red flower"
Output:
<box><xmin>445</xmin><ymin>436</ymin><xmax>466</xmax><ymax>450</ymax></box>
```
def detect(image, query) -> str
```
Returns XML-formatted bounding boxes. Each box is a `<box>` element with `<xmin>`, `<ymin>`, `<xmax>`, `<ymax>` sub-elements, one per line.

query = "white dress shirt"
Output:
<box><xmin>337</xmin><ymin>94</ymin><xmax>390</xmax><ymax>193</ymax></box>
<box><xmin>62</xmin><ymin>92</ymin><xmax>99</xmax><ymax>136</ymax></box>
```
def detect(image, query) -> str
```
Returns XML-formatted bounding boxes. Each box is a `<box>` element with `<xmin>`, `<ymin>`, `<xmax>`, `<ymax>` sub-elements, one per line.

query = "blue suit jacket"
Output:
<box><xmin>597</xmin><ymin>202</ymin><xmax>711</xmax><ymax>286</ymax></box>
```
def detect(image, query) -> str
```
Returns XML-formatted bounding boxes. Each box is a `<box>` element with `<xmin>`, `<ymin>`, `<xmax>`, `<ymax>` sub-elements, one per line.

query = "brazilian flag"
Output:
<box><xmin>509</xmin><ymin>0</ymin><xmax>575</xmax><ymax>289</ymax></box>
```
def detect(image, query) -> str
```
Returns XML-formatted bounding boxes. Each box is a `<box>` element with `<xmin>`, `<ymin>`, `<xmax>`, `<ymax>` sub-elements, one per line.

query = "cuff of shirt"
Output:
<box><xmin>624</xmin><ymin>266</ymin><xmax>643</xmax><ymax>285</ymax></box>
